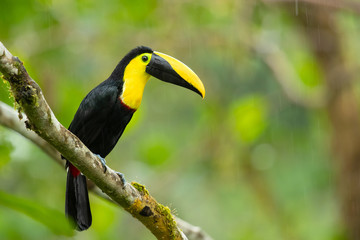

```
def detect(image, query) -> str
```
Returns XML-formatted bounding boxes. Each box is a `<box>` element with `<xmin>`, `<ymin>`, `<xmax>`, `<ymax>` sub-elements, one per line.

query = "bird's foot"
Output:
<box><xmin>95</xmin><ymin>154</ymin><xmax>107</xmax><ymax>173</ymax></box>
<box><xmin>115</xmin><ymin>171</ymin><xmax>126</xmax><ymax>185</ymax></box>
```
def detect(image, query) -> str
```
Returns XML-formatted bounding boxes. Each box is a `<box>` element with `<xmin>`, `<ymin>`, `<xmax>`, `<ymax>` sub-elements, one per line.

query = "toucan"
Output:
<box><xmin>64</xmin><ymin>46</ymin><xmax>205</xmax><ymax>231</ymax></box>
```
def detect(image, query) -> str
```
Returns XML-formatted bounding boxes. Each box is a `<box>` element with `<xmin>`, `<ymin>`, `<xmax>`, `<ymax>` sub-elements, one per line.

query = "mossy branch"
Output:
<box><xmin>0</xmin><ymin>102</ymin><xmax>212</xmax><ymax>240</ymax></box>
<box><xmin>0</xmin><ymin>41</ymin><xmax>206</xmax><ymax>240</ymax></box>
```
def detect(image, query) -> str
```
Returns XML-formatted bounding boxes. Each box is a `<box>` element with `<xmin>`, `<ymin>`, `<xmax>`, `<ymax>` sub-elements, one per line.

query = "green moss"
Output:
<box><xmin>16</xmin><ymin>105</ymin><xmax>23</xmax><ymax>120</ymax></box>
<box><xmin>23</xmin><ymin>85</ymin><xmax>39</xmax><ymax>107</ymax></box>
<box><xmin>155</xmin><ymin>203</ymin><xmax>178</xmax><ymax>239</ymax></box>
<box><xmin>131</xmin><ymin>182</ymin><xmax>149</xmax><ymax>196</ymax></box>
<box><xmin>1</xmin><ymin>78</ymin><xmax>14</xmax><ymax>103</ymax></box>
<box><xmin>12</xmin><ymin>84</ymin><xmax>39</xmax><ymax>108</ymax></box>
<box><xmin>14</xmin><ymin>60</ymin><xmax>22</xmax><ymax>68</ymax></box>
<box><xmin>126</xmin><ymin>185</ymin><xmax>180</xmax><ymax>239</ymax></box>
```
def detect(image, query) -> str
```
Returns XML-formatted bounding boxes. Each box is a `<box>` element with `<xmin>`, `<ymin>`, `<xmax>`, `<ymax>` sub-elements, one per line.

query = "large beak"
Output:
<box><xmin>145</xmin><ymin>51</ymin><xmax>205</xmax><ymax>98</ymax></box>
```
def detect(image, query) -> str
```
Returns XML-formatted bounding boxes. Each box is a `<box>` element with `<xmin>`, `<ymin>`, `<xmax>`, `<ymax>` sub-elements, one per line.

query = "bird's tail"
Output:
<box><xmin>65</xmin><ymin>162</ymin><xmax>92</xmax><ymax>231</ymax></box>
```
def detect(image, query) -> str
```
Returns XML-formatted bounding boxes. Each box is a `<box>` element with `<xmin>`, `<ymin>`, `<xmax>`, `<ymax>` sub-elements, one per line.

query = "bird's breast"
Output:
<box><xmin>120</xmin><ymin>76</ymin><xmax>150</xmax><ymax>110</ymax></box>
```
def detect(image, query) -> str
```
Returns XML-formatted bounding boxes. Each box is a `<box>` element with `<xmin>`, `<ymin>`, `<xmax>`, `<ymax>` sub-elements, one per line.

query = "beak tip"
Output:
<box><xmin>200</xmin><ymin>87</ymin><xmax>205</xmax><ymax>99</ymax></box>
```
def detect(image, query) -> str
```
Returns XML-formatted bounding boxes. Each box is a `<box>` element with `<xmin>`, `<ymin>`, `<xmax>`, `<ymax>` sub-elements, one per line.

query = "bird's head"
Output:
<box><xmin>114</xmin><ymin>46</ymin><xmax>205</xmax><ymax>110</ymax></box>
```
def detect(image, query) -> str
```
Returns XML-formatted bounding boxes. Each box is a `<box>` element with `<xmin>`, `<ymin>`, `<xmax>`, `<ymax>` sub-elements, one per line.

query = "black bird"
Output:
<box><xmin>64</xmin><ymin>46</ymin><xmax>205</xmax><ymax>231</ymax></box>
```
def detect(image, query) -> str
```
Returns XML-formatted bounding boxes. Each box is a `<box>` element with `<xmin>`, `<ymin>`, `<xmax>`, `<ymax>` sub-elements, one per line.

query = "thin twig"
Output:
<box><xmin>0</xmin><ymin>101</ymin><xmax>61</xmax><ymax>163</ymax></box>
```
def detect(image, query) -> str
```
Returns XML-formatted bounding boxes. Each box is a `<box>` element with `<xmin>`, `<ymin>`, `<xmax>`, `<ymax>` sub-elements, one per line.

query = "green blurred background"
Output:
<box><xmin>1</xmin><ymin>0</ymin><xmax>360</xmax><ymax>239</ymax></box>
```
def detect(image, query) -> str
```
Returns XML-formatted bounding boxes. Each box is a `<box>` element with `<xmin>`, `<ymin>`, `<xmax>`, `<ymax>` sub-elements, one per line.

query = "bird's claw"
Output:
<box><xmin>115</xmin><ymin>171</ymin><xmax>126</xmax><ymax>185</ymax></box>
<box><xmin>95</xmin><ymin>154</ymin><xmax>107</xmax><ymax>173</ymax></box>
<box><xmin>95</xmin><ymin>155</ymin><xmax>125</xmax><ymax>184</ymax></box>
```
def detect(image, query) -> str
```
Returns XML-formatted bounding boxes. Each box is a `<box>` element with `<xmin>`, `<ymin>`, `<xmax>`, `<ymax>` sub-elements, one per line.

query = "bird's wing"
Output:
<box><xmin>68</xmin><ymin>81</ymin><xmax>119</xmax><ymax>148</ymax></box>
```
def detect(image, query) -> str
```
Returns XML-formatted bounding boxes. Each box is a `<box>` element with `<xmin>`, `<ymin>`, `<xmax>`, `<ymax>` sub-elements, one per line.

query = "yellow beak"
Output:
<box><xmin>146</xmin><ymin>51</ymin><xmax>205</xmax><ymax>98</ymax></box>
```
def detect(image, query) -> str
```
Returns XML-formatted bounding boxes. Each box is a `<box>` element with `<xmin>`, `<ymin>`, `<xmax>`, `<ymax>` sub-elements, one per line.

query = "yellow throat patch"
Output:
<box><xmin>120</xmin><ymin>53</ymin><xmax>152</xmax><ymax>109</ymax></box>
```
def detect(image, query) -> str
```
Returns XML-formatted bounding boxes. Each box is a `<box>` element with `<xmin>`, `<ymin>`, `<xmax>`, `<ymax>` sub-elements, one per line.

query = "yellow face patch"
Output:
<box><xmin>120</xmin><ymin>53</ymin><xmax>152</xmax><ymax>109</ymax></box>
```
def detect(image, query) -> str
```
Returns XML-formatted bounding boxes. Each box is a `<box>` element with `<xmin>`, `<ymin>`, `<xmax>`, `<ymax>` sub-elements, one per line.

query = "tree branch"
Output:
<box><xmin>0</xmin><ymin>100</ymin><xmax>212</xmax><ymax>240</ymax></box>
<box><xmin>0</xmin><ymin>100</ymin><xmax>62</xmax><ymax>164</ymax></box>
<box><xmin>174</xmin><ymin>218</ymin><xmax>213</xmax><ymax>240</ymax></box>
<box><xmin>0</xmin><ymin>41</ymin><xmax>210</xmax><ymax>240</ymax></box>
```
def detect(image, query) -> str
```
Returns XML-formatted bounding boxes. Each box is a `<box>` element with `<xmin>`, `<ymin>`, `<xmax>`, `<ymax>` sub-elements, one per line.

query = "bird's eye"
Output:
<box><xmin>142</xmin><ymin>55</ymin><xmax>148</xmax><ymax>62</ymax></box>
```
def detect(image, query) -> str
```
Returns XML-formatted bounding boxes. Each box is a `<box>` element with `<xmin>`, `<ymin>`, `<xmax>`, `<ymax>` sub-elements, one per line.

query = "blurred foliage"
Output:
<box><xmin>1</xmin><ymin>0</ymin><xmax>360</xmax><ymax>239</ymax></box>
<box><xmin>0</xmin><ymin>190</ymin><xmax>73</xmax><ymax>236</ymax></box>
<box><xmin>230</xmin><ymin>94</ymin><xmax>268</xmax><ymax>143</ymax></box>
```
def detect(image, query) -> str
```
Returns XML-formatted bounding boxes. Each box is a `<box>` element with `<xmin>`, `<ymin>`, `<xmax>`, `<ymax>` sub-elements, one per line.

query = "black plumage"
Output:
<box><xmin>63</xmin><ymin>45</ymin><xmax>204</xmax><ymax>231</ymax></box>
<box><xmin>64</xmin><ymin>46</ymin><xmax>153</xmax><ymax>231</ymax></box>
<box><xmin>68</xmin><ymin>78</ymin><xmax>133</xmax><ymax>157</ymax></box>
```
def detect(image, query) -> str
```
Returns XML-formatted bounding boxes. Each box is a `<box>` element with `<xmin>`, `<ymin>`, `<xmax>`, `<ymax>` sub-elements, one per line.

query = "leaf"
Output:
<box><xmin>230</xmin><ymin>95</ymin><xmax>268</xmax><ymax>143</ymax></box>
<box><xmin>0</xmin><ymin>129</ymin><xmax>13</xmax><ymax>168</ymax></box>
<box><xmin>292</xmin><ymin>50</ymin><xmax>323</xmax><ymax>87</ymax></box>
<box><xmin>0</xmin><ymin>190</ymin><xmax>74</xmax><ymax>236</ymax></box>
